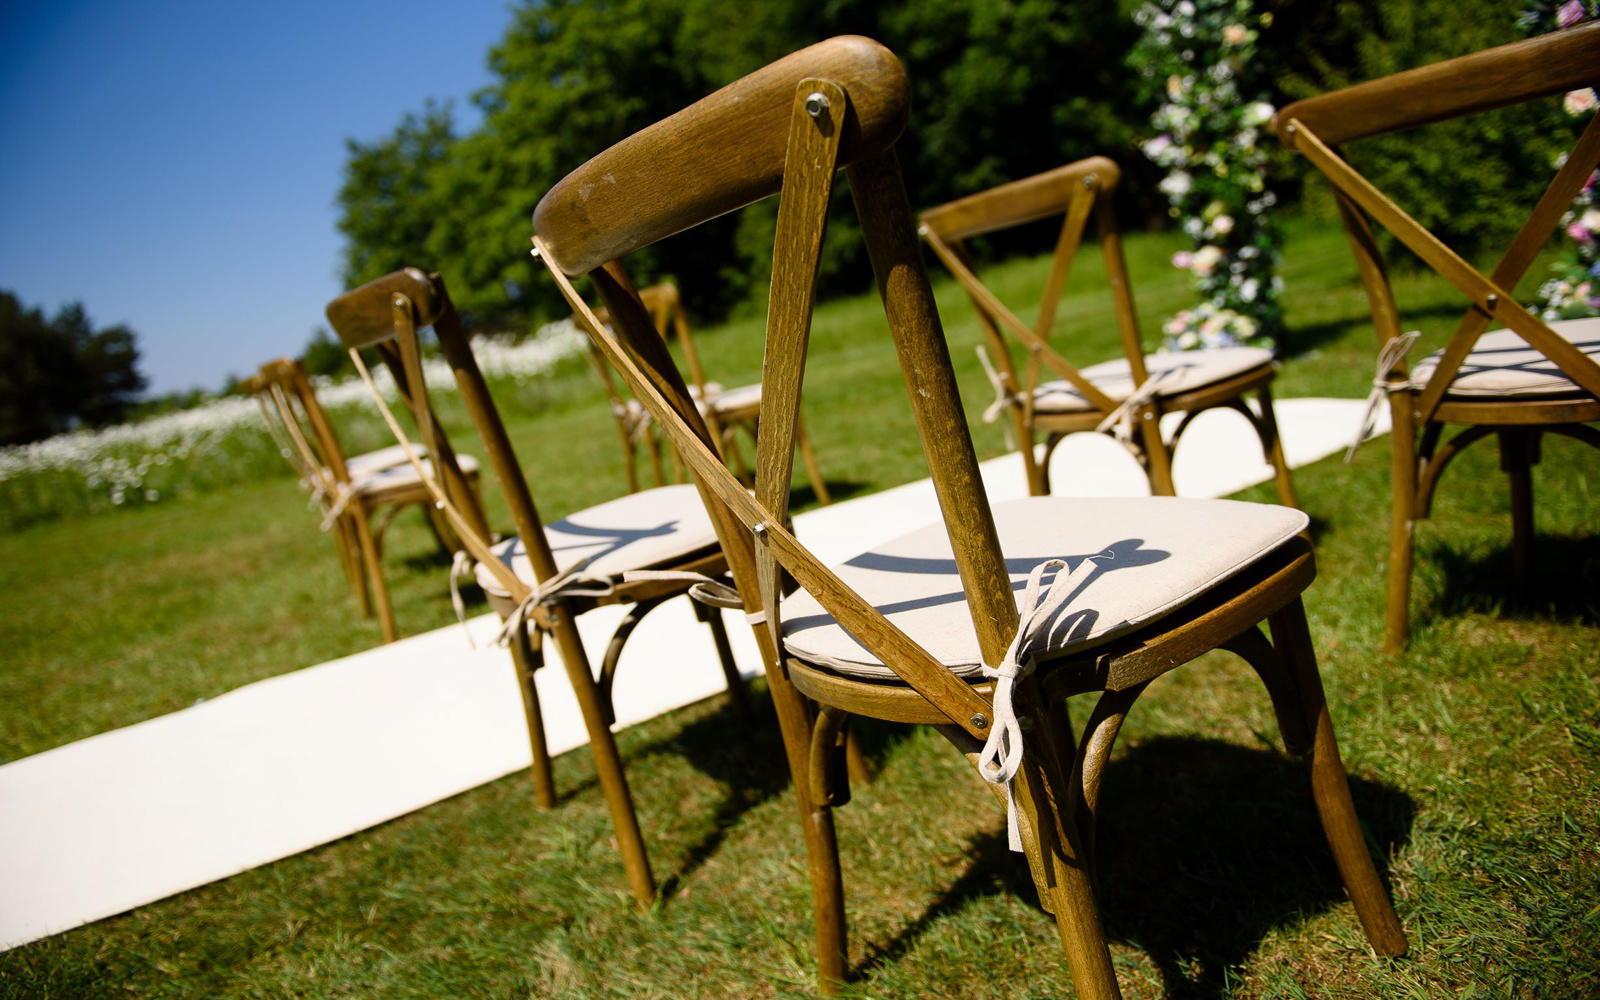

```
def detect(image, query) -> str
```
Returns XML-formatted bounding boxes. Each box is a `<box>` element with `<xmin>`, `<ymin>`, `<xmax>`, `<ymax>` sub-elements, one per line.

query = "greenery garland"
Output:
<box><xmin>1130</xmin><ymin>0</ymin><xmax>1282</xmax><ymax>352</ymax></box>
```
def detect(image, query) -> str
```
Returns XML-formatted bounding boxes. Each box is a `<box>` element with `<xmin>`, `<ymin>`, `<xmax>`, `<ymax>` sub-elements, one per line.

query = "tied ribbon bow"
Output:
<box><xmin>978</xmin><ymin>554</ymin><xmax>1102</xmax><ymax>852</ymax></box>
<box><xmin>974</xmin><ymin>345</ymin><xmax>1020</xmax><ymax>448</ymax></box>
<box><xmin>612</xmin><ymin>398</ymin><xmax>656</xmax><ymax>444</ymax></box>
<box><xmin>493</xmin><ymin>555</ymin><xmax>616</xmax><ymax>647</ymax></box>
<box><xmin>448</xmin><ymin>550</ymin><xmax>477</xmax><ymax>647</ymax></box>
<box><xmin>1094</xmin><ymin>367</ymin><xmax>1181</xmax><ymax>444</ymax></box>
<box><xmin>1346</xmin><ymin>331</ymin><xmax>1420</xmax><ymax>463</ymax></box>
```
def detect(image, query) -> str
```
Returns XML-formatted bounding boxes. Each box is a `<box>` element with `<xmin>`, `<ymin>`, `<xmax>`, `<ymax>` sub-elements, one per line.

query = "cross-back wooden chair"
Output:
<box><xmin>325</xmin><ymin>267</ymin><xmax>753</xmax><ymax>907</ymax></box>
<box><xmin>1276</xmin><ymin>23</ymin><xmax>1600</xmax><ymax>653</ymax></box>
<box><xmin>246</xmin><ymin>356</ymin><xmax>476</xmax><ymax>643</ymax></box>
<box><xmin>920</xmin><ymin>158</ymin><xmax>1299</xmax><ymax>503</ymax></box>
<box><xmin>532</xmin><ymin>35</ymin><xmax>1404</xmax><ymax>997</ymax></box>
<box><xmin>640</xmin><ymin>280</ymin><xmax>833</xmax><ymax>504</ymax></box>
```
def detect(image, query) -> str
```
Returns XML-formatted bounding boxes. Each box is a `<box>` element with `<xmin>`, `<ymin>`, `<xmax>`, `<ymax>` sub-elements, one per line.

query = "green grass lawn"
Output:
<box><xmin>2</xmin><ymin>219</ymin><xmax>1597</xmax><ymax>998</ymax></box>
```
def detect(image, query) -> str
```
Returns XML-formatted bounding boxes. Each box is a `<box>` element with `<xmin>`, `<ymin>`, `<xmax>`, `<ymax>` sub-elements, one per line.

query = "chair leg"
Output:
<box><xmin>1269</xmin><ymin>598</ymin><xmax>1408</xmax><ymax>956</ymax></box>
<box><xmin>1499</xmin><ymin>429</ymin><xmax>1537</xmax><ymax>586</ymax></box>
<box><xmin>333</xmin><ymin>516</ymin><xmax>371</xmax><ymax>616</ymax></box>
<box><xmin>1384</xmin><ymin>394</ymin><xmax>1418</xmax><ymax>654</ymax></box>
<box><xmin>691</xmin><ymin>600</ymin><xmax>753</xmax><ymax>725</ymax></box>
<box><xmin>548</xmin><ymin>609</ymin><xmax>655</xmax><ymax>907</ymax></box>
<box><xmin>1137</xmin><ymin>407</ymin><xmax>1177</xmax><ymax>496</ymax></box>
<box><xmin>350</xmin><ymin>504</ymin><xmax>397</xmax><ymax>643</ymax></box>
<box><xmin>1256</xmin><ymin>384</ymin><xmax>1300</xmax><ymax>508</ymax></box>
<box><xmin>795</xmin><ymin>414</ymin><xmax>832</xmax><ymax>504</ymax></box>
<box><xmin>509</xmin><ymin>621</ymin><xmax>557</xmax><ymax>809</ymax></box>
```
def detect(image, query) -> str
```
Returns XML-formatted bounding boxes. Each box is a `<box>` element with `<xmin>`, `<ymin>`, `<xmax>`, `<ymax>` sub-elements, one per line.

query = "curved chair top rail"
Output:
<box><xmin>325</xmin><ymin>267</ymin><xmax>445</xmax><ymax>349</ymax></box>
<box><xmin>918</xmin><ymin>156</ymin><xmax>1121</xmax><ymax>243</ymax></box>
<box><xmin>533</xmin><ymin>35</ymin><xmax>909</xmax><ymax>277</ymax></box>
<box><xmin>1274</xmin><ymin>22</ymin><xmax>1600</xmax><ymax>146</ymax></box>
<box><xmin>237</xmin><ymin>371</ymin><xmax>270</xmax><ymax>394</ymax></box>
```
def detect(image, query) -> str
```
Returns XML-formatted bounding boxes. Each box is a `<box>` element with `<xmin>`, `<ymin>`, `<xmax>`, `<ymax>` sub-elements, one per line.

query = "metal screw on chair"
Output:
<box><xmin>804</xmin><ymin>92</ymin><xmax>830</xmax><ymax>118</ymax></box>
<box><xmin>1484</xmin><ymin>293</ymin><xmax>1499</xmax><ymax>311</ymax></box>
<box><xmin>970</xmin><ymin>713</ymin><xmax>989</xmax><ymax>730</ymax></box>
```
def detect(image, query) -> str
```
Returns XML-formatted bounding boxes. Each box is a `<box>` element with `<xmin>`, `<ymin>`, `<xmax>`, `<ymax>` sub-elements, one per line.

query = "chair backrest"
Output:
<box><xmin>918</xmin><ymin>157</ymin><xmax>1145</xmax><ymax>417</ymax></box>
<box><xmin>532</xmin><ymin>35</ymin><xmax>1006</xmax><ymax>739</ymax></box>
<box><xmin>323</xmin><ymin>268</ymin><xmax>533</xmax><ymax>601</ymax></box>
<box><xmin>1275</xmin><ymin>23</ymin><xmax>1600</xmax><ymax>421</ymax></box>
<box><xmin>253</xmin><ymin>357</ymin><xmax>353</xmax><ymax>497</ymax></box>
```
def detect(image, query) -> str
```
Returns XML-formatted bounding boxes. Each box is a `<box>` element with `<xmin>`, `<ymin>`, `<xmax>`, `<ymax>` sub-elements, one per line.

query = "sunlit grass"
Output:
<box><xmin>1</xmin><ymin>219</ymin><xmax>1596</xmax><ymax>997</ymax></box>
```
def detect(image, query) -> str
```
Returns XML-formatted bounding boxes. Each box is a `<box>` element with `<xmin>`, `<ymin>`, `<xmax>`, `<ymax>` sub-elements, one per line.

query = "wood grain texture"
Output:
<box><xmin>1273</xmin><ymin>21</ymin><xmax>1600</xmax><ymax>146</ymax></box>
<box><xmin>534</xmin><ymin>36</ymin><xmax>908</xmax><ymax>277</ymax></box>
<box><xmin>324</xmin><ymin>267</ymin><xmax>443</xmax><ymax>349</ymax></box>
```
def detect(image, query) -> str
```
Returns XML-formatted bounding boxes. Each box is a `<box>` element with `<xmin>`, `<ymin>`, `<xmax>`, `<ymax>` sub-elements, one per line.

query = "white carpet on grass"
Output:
<box><xmin>0</xmin><ymin>397</ymin><xmax>1384</xmax><ymax>950</ymax></box>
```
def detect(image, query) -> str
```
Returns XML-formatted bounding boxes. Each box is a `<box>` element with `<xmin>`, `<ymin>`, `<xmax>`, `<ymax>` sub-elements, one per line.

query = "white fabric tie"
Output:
<box><xmin>1094</xmin><ymin>367</ymin><xmax>1179</xmax><ymax>444</ymax></box>
<box><xmin>978</xmin><ymin>555</ymin><xmax>1101</xmax><ymax>852</ymax></box>
<box><xmin>493</xmin><ymin>556</ymin><xmax>616</xmax><ymax>647</ymax></box>
<box><xmin>447</xmin><ymin>550</ymin><xmax>477</xmax><ymax>648</ymax></box>
<box><xmin>974</xmin><ymin>345</ymin><xmax>1019</xmax><ymax>448</ymax></box>
<box><xmin>621</xmin><ymin>568</ymin><xmax>746</xmax><ymax>612</ymax></box>
<box><xmin>1346</xmin><ymin>330</ymin><xmax>1420</xmax><ymax>462</ymax></box>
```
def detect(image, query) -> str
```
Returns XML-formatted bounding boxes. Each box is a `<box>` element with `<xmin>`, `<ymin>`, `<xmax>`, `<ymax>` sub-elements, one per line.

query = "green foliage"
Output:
<box><xmin>0</xmin><ymin>291</ymin><xmax>147</xmax><ymax>445</ymax></box>
<box><xmin>298</xmin><ymin>325</ymin><xmax>352</xmax><ymax>379</ymax></box>
<box><xmin>334</xmin><ymin>0</ymin><xmax>1146</xmax><ymax>325</ymax></box>
<box><xmin>336</xmin><ymin>103</ymin><xmax>457</xmax><ymax>291</ymax></box>
<box><xmin>1263</xmin><ymin>0</ymin><xmax>1579</xmax><ymax>261</ymax></box>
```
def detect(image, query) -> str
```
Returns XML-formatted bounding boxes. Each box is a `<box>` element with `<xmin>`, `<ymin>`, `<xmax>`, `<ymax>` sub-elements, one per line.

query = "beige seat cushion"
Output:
<box><xmin>349</xmin><ymin>454</ymin><xmax>477</xmax><ymax>495</ymax></box>
<box><xmin>1408</xmin><ymin>317</ymin><xmax>1600</xmax><ymax>398</ymax></box>
<box><xmin>781</xmin><ymin>496</ymin><xmax>1307</xmax><ymax>679</ymax></box>
<box><xmin>345</xmin><ymin>444</ymin><xmax>421</xmax><ymax>480</ymax></box>
<box><xmin>702</xmin><ymin>381</ymin><xmax>762</xmax><ymax>414</ymax></box>
<box><xmin>477</xmin><ymin>483</ymin><xmax>719</xmax><ymax>597</ymax></box>
<box><xmin>1032</xmin><ymin>346</ymin><xmax>1275</xmax><ymax>415</ymax></box>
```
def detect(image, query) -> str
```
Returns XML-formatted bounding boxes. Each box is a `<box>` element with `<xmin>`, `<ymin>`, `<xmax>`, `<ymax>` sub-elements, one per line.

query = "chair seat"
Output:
<box><xmin>781</xmin><ymin>496</ymin><xmax>1308</xmax><ymax>679</ymax></box>
<box><xmin>1031</xmin><ymin>346</ymin><xmax>1275</xmax><ymax>415</ymax></box>
<box><xmin>476</xmin><ymin>483</ymin><xmax>720</xmax><ymax>596</ymax></box>
<box><xmin>698</xmin><ymin>381</ymin><xmax>762</xmax><ymax>415</ymax></box>
<box><xmin>1408</xmin><ymin>316</ymin><xmax>1600</xmax><ymax>398</ymax></box>
<box><xmin>345</xmin><ymin>444</ymin><xmax>424</xmax><ymax>479</ymax></box>
<box><xmin>348</xmin><ymin>453</ymin><xmax>477</xmax><ymax>496</ymax></box>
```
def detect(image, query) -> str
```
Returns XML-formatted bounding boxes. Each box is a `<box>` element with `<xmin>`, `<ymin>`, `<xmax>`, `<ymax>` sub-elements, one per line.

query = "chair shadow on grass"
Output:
<box><xmin>1422</xmin><ymin>532</ymin><xmax>1600</xmax><ymax>629</ymax></box>
<box><xmin>1280</xmin><ymin>298</ymin><xmax>1468</xmax><ymax>361</ymax></box>
<box><xmin>854</xmin><ymin>735</ymin><xmax>1415</xmax><ymax>998</ymax></box>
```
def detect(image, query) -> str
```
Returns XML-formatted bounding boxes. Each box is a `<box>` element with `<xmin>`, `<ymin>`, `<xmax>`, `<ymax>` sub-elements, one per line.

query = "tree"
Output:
<box><xmin>0</xmin><ymin>291</ymin><xmax>148</xmax><ymax>444</ymax></box>
<box><xmin>300</xmin><ymin>325</ymin><xmax>352</xmax><ymax>379</ymax></box>
<box><xmin>336</xmin><ymin>103</ymin><xmax>458</xmax><ymax>290</ymax></box>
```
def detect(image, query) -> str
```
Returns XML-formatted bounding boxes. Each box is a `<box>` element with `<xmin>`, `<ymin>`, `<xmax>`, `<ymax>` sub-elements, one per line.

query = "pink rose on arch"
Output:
<box><xmin>1568</xmin><ymin>220</ymin><xmax>1596</xmax><ymax>245</ymax></box>
<box><xmin>1565</xmin><ymin>88</ymin><xmax>1598</xmax><ymax>117</ymax></box>
<box><xmin>1171</xmin><ymin>250</ymin><xmax>1194</xmax><ymax>269</ymax></box>
<box><xmin>1557</xmin><ymin>0</ymin><xmax>1585</xmax><ymax>28</ymax></box>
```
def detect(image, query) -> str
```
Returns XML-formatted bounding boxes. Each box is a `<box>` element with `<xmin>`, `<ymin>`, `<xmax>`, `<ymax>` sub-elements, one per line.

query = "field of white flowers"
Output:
<box><xmin>0</xmin><ymin>322</ymin><xmax>587</xmax><ymax>532</ymax></box>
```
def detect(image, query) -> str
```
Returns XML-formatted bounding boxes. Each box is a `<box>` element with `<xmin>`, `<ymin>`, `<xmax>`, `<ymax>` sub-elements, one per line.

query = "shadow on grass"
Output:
<box><xmin>1423</xmin><ymin>531</ymin><xmax>1600</xmax><ymax>628</ymax></box>
<box><xmin>792</xmin><ymin>479</ymin><xmax>871</xmax><ymax>510</ymax></box>
<box><xmin>856</xmin><ymin>736</ymin><xmax>1414</xmax><ymax>998</ymax></box>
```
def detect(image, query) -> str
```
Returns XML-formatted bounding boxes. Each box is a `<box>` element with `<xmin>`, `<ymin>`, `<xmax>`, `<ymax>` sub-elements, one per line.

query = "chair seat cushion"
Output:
<box><xmin>476</xmin><ymin>483</ymin><xmax>720</xmax><ymax>596</ymax></box>
<box><xmin>1408</xmin><ymin>316</ymin><xmax>1600</xmax><ymax>398</ymax></box>
<box><xmin>345</xmin><ymin>444</ymin><xmax>420</xmax><ymax>480</ymax></box>
<box><xmin>701</xmin><ymin>381</ymin><xmax>762</xmax><ymax>414</ymax></box>
<box><xmin>781</xmin><ymin>496</ymin><xmax>1308</xmax><ymax>679</ymax></box>
<box><xmin>1031</xmin><ymin>346</ymin><xmax>1275</xmax><ymax>414</ymax></box>
<box><xmin>351</xmin><ymin>453</ymin><xmax>478</xmax><ymax>495</ymax></box>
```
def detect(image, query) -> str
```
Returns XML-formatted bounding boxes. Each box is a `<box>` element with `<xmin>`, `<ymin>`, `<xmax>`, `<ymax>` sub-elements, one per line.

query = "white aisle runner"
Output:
<box><xmin>0</xmin><ymin>398</ymin><xmax>1383</xmax><ymax>949</ymax></box>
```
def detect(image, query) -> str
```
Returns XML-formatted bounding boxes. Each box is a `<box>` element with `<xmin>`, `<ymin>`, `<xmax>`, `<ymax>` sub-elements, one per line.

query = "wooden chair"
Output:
<box><xmin>920</xmin><ymin>158</ymin><xmax>1298</xmax><ymax>502</ymax></box>
<box><xmin>1276</xmin><ymin>23</ymin><xmax>1600</xmax><ymax>652</ymax></box>
<box><xmin>325</xmin><ymin>267</ymin><xmax>753</xmax><ymax>907</ymax></box>
<box><xmin>640</xmin><ymin>280</ymin><xmax>832</xmax><ymax>504</ymax></box>
<box><xmin>245</xmin><ymin>357</ymin><xmax>478</xmax><ymax>643</ymax></box>
<box><xmin>532</xmin><ymin>35</ymin><xmax>1405</xmax><ymax>997</ymax></box>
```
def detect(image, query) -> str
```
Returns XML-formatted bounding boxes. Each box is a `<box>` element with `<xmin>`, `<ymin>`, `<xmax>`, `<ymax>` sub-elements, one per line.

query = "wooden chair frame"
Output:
<box><xmin>920</xmin><ymin>158</ymin><xmax>1297</xmax><ymax>502</ymax></box>
<box><xmin>533</xmin><ymin>35</ymin><xmax>1404</xmax><ymax>997</ymax></box>
<box><xmin>325</xmin><ymin>268</ymin><xmax>752</xmax><ymax>907</ymax></box>
<box><xmin>247</xmin><ymin>357</ymin><xmax>467</xmax><ymax>643</ymax></box>
<box><xmin>592</xmin><ymin>280</ymin><xmax>832</xmax><ymax>502</ymax></box>
<box><xmin>1276</xmin><ymin>23</ymin><xmax>1600</xmax><ymax>652</ymax></box>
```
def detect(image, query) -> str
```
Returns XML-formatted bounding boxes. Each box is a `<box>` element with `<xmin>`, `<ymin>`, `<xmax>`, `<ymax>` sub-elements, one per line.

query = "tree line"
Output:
<box><xmin>334</xmin><ymin>0</ymin><xmax>1572</xmax><ymax>338</ymax></box>
<box><xmin>0</xmin><ymin>291</ymin><xmax>146</xmax><ymax>446</ymax></box>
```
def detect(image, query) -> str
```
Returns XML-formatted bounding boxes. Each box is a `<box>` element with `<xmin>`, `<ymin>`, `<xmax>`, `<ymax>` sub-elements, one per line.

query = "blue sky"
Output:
<box><xmin>0</xmin><ymin>0</ymin><xmax>515</xmax><ymax>395</ymax></box>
